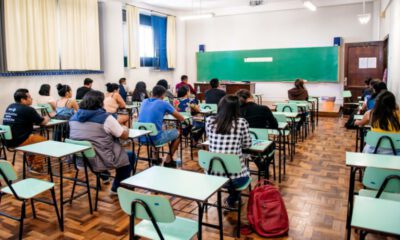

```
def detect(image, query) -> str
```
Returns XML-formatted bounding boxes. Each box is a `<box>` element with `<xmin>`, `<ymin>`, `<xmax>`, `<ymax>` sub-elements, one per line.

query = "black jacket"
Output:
<box><xmin>240</xmin><ymin>102</ymin><xmax>278</xmax><ymax>129</ymax></box>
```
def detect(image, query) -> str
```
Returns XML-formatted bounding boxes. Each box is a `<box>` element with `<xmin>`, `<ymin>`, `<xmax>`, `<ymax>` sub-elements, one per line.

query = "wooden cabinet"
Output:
<box><xmin>194</xmin><ymin>82</ymin><xmax>255</xmax><ymax>101</ymax></box>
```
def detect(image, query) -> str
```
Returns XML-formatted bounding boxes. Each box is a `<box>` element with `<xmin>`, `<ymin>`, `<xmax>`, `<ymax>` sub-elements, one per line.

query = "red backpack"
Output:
<box><xmin>247</xmin><ymin>180</ymin><xmax>289</xmax><ymax>237</ymax></box>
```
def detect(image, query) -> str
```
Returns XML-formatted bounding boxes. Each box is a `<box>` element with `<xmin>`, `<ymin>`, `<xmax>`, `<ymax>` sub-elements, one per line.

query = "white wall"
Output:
<box><xmin>185</xmin><ymin>3</ymin><xmax>374</xmax><ymax>103</ymax></box>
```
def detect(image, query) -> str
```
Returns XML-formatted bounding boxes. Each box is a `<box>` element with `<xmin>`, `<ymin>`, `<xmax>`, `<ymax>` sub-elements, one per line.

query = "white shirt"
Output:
<box><xmin>103</xmin><ymin>115</ymin><xmax>124</xmax><ymax>137</ymax></box>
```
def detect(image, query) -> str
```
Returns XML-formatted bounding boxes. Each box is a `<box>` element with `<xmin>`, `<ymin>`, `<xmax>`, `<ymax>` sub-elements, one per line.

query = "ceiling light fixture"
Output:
<box><xmin>249</xmin><ymin>0</ymin><xmax>264</xmax><ymax>7</ymax></box>
<box><xmin>358</xmin><ymin>0</ymin><xmax>371</xmax><ymax>24</ymax></box>
<box><xmin>303</xmin><ymin>1</ymin><xmax>317</xmax><ymax>11</ymax></box>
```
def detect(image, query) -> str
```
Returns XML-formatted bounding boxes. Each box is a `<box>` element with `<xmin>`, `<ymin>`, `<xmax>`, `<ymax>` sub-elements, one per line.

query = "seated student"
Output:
<box><xmin>363</xmin><ymin>81</ymin><xmax>387</xmax><ymax>111</ymax></box>
<box><xmin>76</xmin><ymin>78</ymin><xmax>93</xmax><ymax>100</ymax></box>
<box><xmin>55</xmin><ymin>84</ymin><xmax>79</xmax><ymax>120</ymax></box>
<box><xmin>288</xmin><ymin>79</ymin><xmax>308</xmax><ymax>101</ymax></box>
<box><xmin>173</xmin><ymin>86</ymin><xmax>205</xmax><ymax>144</ymax></box>
<box><xmin>361</xmin><ymin>77</ymin><xmax>373</xmax><ymax>100</ymax></box>
<box><xmin>205</xmin><ymin>95</ymin><xmax>252</xmax><ymax>208</ymax></box>
<box><xmin>175</xmin><ymin>75</ymin><xmax>196</xmax><ymax>95</ymax></box>
<box><xmin>205</xmin><ymin>78</ymin><xmax>226</xmax><ymax>104</ymax></box>
<box><xmin>3</xmin><ymin>89</ymin><xmax>50</xmax><ymax>173</ymax></box>
<box><xmin>132</xmin><ymin>81</ymin><xmax>149</xmax><ymax>102</ymax></box>
<box><xmin>157</xmin><ymin>79</ymin><xmax>175</xmax><ymax>101</ymax></box>
<box><xmin>118</xmin><ymin>78</ymin><xmax>129</xmax><ymax>102</ymax></box>
<box><xmin>36</xmin><ymin>84</ymin><xmax>56</xmax><ymax>116</ymax></box>
<box><xmin>355</xmin><ymin>91</ymin><xmax>400</xmax><ymax>154</ymax></box>
<box><xmin>236</xmin><ymin>89</ymin><xmax>278</xmax><ymax>129</ymax></box>
<box><xmin>138</xmin><ymin>85</ymin><xmax>184</xmax><ymax>167</ymax></box>
<box><xmin>104</xmin><ymin>83</ymin><xmax>129</xmax><ymax>125</ymax></box>
<box><xmin>69</xmin><ymin>90</ymin><xmax>136</xmax><ymax>194</ymax></box>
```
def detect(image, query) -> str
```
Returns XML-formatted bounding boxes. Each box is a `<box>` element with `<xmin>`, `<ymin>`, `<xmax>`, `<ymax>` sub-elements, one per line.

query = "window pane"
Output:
<box><xmin>139</xmin><ymin>25</ymin><xmax>154</xmax><ymax>58</ymax></box>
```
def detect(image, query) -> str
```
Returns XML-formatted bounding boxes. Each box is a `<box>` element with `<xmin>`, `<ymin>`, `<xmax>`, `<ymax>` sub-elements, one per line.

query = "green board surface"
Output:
<box><xmin>197</xmin><ymin>46</ymin><xmax>339</xmax><ymax>82</ymax></box>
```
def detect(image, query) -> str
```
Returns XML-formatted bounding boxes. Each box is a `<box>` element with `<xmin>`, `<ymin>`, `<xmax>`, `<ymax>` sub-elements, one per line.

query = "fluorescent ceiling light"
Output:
<box><xmin>358</xmin><ymin>13</ymin><xmax>371</xmax><ymax>24</ymax></box>
<box><xmin>303</xmin><ymin>1</ymin><xmax>317</xmax><ymax>11</ymax></box>
<box><xmin>180</xmin><ymin>13</ymin><xmax>214</xmax><ymax>21</ymax></box>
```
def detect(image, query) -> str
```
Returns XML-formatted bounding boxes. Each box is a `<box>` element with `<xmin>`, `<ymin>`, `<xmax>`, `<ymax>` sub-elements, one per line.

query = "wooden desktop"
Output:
<box><xmin>194</xmin><ymin>82</ymin><xmax>255</xmax><ymax>101</ymax></box>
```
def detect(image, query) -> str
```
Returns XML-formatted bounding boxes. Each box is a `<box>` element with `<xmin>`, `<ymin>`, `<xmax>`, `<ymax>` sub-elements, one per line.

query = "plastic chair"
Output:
<box><xmin>248</xmin><ymin>128</ymin><xmax>276</xmax><ymax>180</ymax></box>
<box><xmin>0</xmin><ymin>125</ymin><xmax>17</xmax><ymax>165</ymax></box>
<box><xmin>37</xmin><ymin>103</ymin><xmax>54</xmax><ymax>117</ymax></box>
<box><xmin>0</xmin><ymin>160</ymin><xmax>61</xmax><ymax>240</ymax></box>
<box><xmin>198</xmin><ymin>150</ymin><xmax>252</xmax><ymax>238</ymax></box>
<box><xmin>118</xmin><ymin>187</ymin><xmax>198</xmax><ymax>240</ymax></box>
<box><xmin>364</xmin><ymin>131</ymin><xmax>400</xmax><ymax>155</ymax></box>
<box><xmin>199</xmin><ymin>103</ymin><xmax>217</xmax><ymax>114</ymax></box>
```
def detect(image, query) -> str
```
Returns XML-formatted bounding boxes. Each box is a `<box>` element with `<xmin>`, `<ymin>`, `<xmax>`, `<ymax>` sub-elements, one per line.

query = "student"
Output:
<box><xmin>205</xmin><ymin>78</ymin><xmax>226</xmax><ymax>104</ymax></box>
<box><xmin>157</xmin><ymin>79</ymin><xmax>175</xmax><ymax>100</ymax></box>
<box><xmin>364</xmin><ymin>81</ymin><xmax>387</xmax><ymax>111</ymax></box>
<box><xmin>355</xmin><ymin>91</ymin><xmax>400</xmax><ymax>154</ymax></box>
<box><xmin>55</xmin><ymin>84</ymin><xmax>79</xmax><ymax>120</ymax></box>
<box><xmin>3</xmin><ymin>89</ymin><xmax>50</xmax><ymax>173</ymax></box>
<box><xmin>288</xmin><ymin>79</ymin><xmax>308</xmax><ymax>101</ymax></box>
<box><xmin>76</xmin><ymin>78</ymin><xmax>93</xmax><ymax>100</ymax></box>
<box><xmin>69</xmin><ymin>90</ymin><xmax>136</xmax><ymax>194</ymax></box>
<box><xmin>175</xmin><ymin>75</ymin><xmax>196</xmax><ymax>95</ymax></box>
<box><xmin>104</xmin><ymin>83</ymin><xmax>129</xmax><ymax>125</ymax></box>
<box><xmin>205</xmin><ymin>95</ymin><xmax>252</xmax><ymax>208</ymax></box>
<box><xmin>132</xmin><ymin>81</ymin><xmax>149</xmax><ymax>102</ymax></box>
<box><xmin>138</xmin><ymin>85</ymin><xmax>184</xmax><ymax>167</ymax></box>
<box><xmin>36</xmin><ymin>84</ymin><xmax>56</xmax><ymax>114</ymax></box>
<box><xmin>361</xmin><ymin>77</ymin><xmax>373</xmax><ymax>100</ymax></box>
<box><xmin>173</xmin><ymin>86</ymin><xmax>204</xmax><ymax>144</ymax></box>
<box><xmin>236</xmin><ymin>89</ymin><xmax>278</xmax><ymax>129</ymax></box>
<box><xmin>118</xmin><ymin>78</ymin><xmax>129</xmax><ymax>102</ymax></box>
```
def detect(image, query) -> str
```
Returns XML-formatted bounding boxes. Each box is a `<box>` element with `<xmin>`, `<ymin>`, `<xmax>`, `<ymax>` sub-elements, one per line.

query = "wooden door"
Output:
<box><xmin>344</xmin><ymin>41</ymin><xmax>385</xmax><ymax>98</ymax></box>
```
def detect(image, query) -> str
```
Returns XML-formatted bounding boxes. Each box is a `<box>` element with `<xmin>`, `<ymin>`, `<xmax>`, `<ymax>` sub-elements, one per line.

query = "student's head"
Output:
<box><xmin>105</xmin><ymin>83</ymin><xmax>119</xmax><ymax>93</ymax></box>
<box><xmin>215</xmin><ymin>95</ymin><xmax>241</xmax><ymax>134</ymax></box>
<box><xmin>134</xmin><ymin>81</ymin><xmax>147</xmax><ymax>92</ymax></box>
<box><xmin>181</xmin><ymin>75</ymin><xmax>188</xmax><ymax>83</ymax></box>
<box><xmin>14</xmin><ymin>89</ymin><xmax>32</xmax><ymax>105</ymax></box>
<box><xmin>132</xmin><ymin>81</ymin><xmax>148</xmax><ymax>101</ymax></box>
<box><xmin>210</xmin><ymin>78</ymin><xmax>219</xmax><ymax>88</ymax></box>
<box><xmin>371</xmin><ymin>81</ymin><xmax>387</xmax><ymax>99</ymax></box>
<box><xmin>84</xmin><ymin>78</ymin><xmax>93</xmax><ymax>88</ymax></box>
<box><xmin>157</xmin><ymin>79</ymin><xmax>169</xmax><ymax>89</ymax></box>
<box><xmin>236</xmin><ymin>89</ymin><xmax>254</xmax><ymax>105</ymax></box>
<box><xmin>177</xmin><ymin>86</ymin><xmax>190</xmax><ymax>98</ymax></box>
<box><xmin>294</xmin><ymin>79</ymin><xmax>305</xmax><ymax>89</ymax></box>
<box><xmin>119</xmin><ymin>78</ymin><xmax>126</xmax><ymax>85</ymax></box>
<box><xmin>38</xmin><ymin>84</ymin><xmax>51</xmax><ymax>96</ymax></box>
<box><xmin>152</xmin><ymin>85</ymin><xmax>166</xmax><ymax>99</ymax></box>
<box><xmin>369</xmin><ymin>79</ymin><xmax>379</xmax><ymax>88</ymax></box>
<box><xmin>364</xmin><ymin>77</ymin><xmax>372</xmax><ymax>86</ymax></box>
<box><xmin>371</xmin><ymin>91</ymin><xmax>400</xmax><ymax>132</ymax></box>
<box><xmin>79</xmin><ymin>90</ymin><xmax>104</xmax><ymax>110</ymax></box>
<box><xmin>57</xmin><ymin>84</ymin><xmax>72</xmax><ymax>98</ymax></box>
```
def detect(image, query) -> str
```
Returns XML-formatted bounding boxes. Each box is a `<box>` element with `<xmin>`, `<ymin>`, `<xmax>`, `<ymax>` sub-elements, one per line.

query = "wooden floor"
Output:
<box><xmin>0</xmin><ymin>117</ymin><xmax>393</xmax><ymax>239</ymax></box>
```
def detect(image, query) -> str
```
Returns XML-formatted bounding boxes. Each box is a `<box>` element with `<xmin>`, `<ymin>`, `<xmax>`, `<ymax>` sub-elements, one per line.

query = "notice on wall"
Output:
<box><xmin>359</xmin><ymin>57</ymin><xmax>377</xmax><ymax>69</ymax></box>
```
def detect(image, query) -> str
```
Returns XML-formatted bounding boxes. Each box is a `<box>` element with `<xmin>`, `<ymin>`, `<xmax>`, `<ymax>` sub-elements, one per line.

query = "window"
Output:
<box><xmin>139</xmin><ymin>25</ymin><xmax>154</xmax><ymax>58</ymax></box>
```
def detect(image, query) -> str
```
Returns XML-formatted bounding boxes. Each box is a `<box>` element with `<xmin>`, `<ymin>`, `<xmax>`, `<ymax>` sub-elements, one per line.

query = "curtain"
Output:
<box><xmin>0</xmin><ymin>0</ymin><xmax>7</xmax><ymax>72</ymax></box>
<box><xmin>151</xmin><ymin>15</ymin><xmax>168</xmax><ymax>71</ymax></box>
<box><xmin>4</xmin><ymin>0</ymin><xmax>59</xmax><ymax>71</ymax></box>
<box><xmin>127</xmin><ymin>5</ymin><xmax>140</xmax><ymax>69</ymax></box>
<box><xmin>59</xmin><ymin>0</ymin><xmax>100</xmax><ymax>70</ymax></box>
<box><xmin>166</xmin><ymin>16</ymin><xmax>176</xmax><ymax>69</ymax></box>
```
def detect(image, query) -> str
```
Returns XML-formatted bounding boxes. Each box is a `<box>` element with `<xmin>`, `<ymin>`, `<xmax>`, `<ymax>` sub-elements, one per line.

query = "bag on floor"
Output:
<box><xmin>247</xmin><ymin>180</ymin><xmax>289</xmax><ymax>237</ymax></box>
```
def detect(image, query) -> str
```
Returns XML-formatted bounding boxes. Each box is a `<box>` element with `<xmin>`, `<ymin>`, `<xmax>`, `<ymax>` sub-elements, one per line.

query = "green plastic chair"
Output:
<box><xmin>359</xmin><ymin>167</ymin><xmax>400</xmax><ymax>201</ymax></box>
<box><xmin>198</xmin><ymin>150</ymin><xmax>252</xmax><ymax>238</ymax></box>
<box><xmin>199</xmin><ymin>103</ymin><xmax>217</xmax><ymax>114</ymax></box>
<box><xmin>249</xmin><ymin>128</ymin><xmax>276</xmax><ymax>180</ymax></box>
<box><xmin>0</xmin><ymin>160</ymin><xmax>61</xmax><ymax>240</ymax></box>
<box><xmin>342</xmin><ymin>90</ymin><xmax>352</xmax><ymax>98</ymax></box>
<box><xmin>364</xmin><ymin>131</ymin><xmax>400</xmax><ymax>155</ymax></box>
<box><xmin>0</xmin><ymin>125</ymin><xmax>17</xmax><ymax>164</ymax></box>
<box><xmin>37</xmin><ymin>103</ymin><xmax>54</xmax><ymax>117</ymax></box>
<box><xmin>118</xmin><ymin>187</ymin><xmax>198</xmax><ymax>240</ymax></box>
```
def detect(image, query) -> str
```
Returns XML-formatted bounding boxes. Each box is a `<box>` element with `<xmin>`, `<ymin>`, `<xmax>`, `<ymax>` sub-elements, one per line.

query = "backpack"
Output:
<box><xmin>247</xmin><ymin>180</ymin><xmax>289</xmax><ymax>237</ymax></box>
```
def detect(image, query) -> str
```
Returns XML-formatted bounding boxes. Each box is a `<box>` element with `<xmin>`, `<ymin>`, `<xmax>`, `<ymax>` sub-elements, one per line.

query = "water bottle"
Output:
<box><xmin>175</xmin><ymin>151</ymin><xmax>182</xmax><ymax>169</ymax></box>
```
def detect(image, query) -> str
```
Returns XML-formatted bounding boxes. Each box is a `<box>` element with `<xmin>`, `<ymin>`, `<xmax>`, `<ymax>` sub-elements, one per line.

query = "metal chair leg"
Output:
<box><xmin>69</xmin><ymin>170</ymin><xmax>79</xmax><ymax>204</ymax></box>
<box><xmin>18</xmin><ymin>201</ymin><xmax>26</xmax><ymax>240</ymax></box>
<box><xmin>83</xmin><ymin>165</ymin><xmax>93</xmax><ymax>214</ymax></box>
<box><xmin>237</xmin><ymin>193</ymin><xmax>242</xmax><ymax>238</ymax></box>
<box><xmin>95</xmin><ymin>176</ymin><xmax>100</xmax><ymax>211</ymax></box>
<box><xmin>30</xmin><ymin>199</ymin><xmax>36</xmax><ymax>218</ymax></box>
<box><xmin>50</xmin><ymin>188</ymin><xmax>62</xmax><ymax>230</ymax></box>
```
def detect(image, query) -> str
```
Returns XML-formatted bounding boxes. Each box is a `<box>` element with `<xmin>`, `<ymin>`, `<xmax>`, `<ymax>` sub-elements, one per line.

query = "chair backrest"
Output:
<box><xmin>199</xmin><ymin>103</ymin><xmax>217</xmax><ymax>113</ymax></box>
<box><xmin>64</xmin><ymin>139</ymin><xmax>96</xmax><ymax>158</ymax></box>
<box><xmin>288</xmin><ymin>100</ymin><xmax>310</xmax><ymax>110</ymax></box>
<box><xmin>198</xmin><ymin>150</ymin><xmax>242</xmax><ymax>176</ymax></box>
<box><xmin>249</xmin><ymin>128</ymin><xmax>269</xmax><ymax>141</ymax></box>
<box><xmin>0</xmin><ymin>160</ymin><xmax>17</xmax><ymax>181</ymax></box>
<box><xmin>0</xmin><ymin>125</ymin><xmax>12</xmax><ymax>140</ymax></box>
<box><xmin>363</xmin><ymin>167</ymin><xmax>400</xmax><ymax>193</ymax></box>
<box><xmin>342</xmin><ymin>90</ymin><xmax>352</xmax><ymax>98</ymax></box>
<box><xmin>38</xmin><ymin>103</ymin><xmax>53</xmax><ymax>114</ymax></box>
<box><xmin>133</xmin><ymin>122</ymin><xmax>158</xmax><ymax>136</ymax></box>
<box><xmin>272</xmin><ymin>112</ymin><xmax>287</xmax><ymax>123</ymax></box>
<box><xmin>118</xmin><ymin>187</ymin><xmax>175</xmax><ymax>223</ymax></box>
<box><xmin>365</xmin><ymin>131</ymin><xmax>400</xmax><ymax>155</ymax></box>
<box><xmin>276</xmin><ymin>103</ymin><xmax>298</xmax><ymax>113</ymax></box>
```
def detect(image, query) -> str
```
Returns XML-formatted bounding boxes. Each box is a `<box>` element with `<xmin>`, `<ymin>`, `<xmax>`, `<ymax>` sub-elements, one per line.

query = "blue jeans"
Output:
<box><xmin>225</xmin><ymin>176</ymin><xmax>250</xmax><ymax>205</ymax></box>
<box><xmin>140</xmin><ymin>129</ymin><xmax>179</xmax><ymax>146</ymax></box>
<box><xmin>111</xmin><ymin>151</ymin><xmax>136</xmax><ymax>192</ymax></box>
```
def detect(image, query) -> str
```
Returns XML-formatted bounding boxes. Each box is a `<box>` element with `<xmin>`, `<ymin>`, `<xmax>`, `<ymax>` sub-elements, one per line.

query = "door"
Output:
<box><xmin>344</xmin><ymin>41</ymin><xmax>386</xmax><ymax>98</ymax></box>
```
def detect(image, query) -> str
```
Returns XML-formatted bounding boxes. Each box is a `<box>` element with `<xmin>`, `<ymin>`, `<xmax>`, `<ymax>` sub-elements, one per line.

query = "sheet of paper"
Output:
<box><xmin>367</xmin><ymin>57</ymin><xmax>377</xmax><ymax>69</ymax></box>
<box><xmin>359</xmin><ymin>58</ymin><xmax>367</xmax><ymax>69</ymax></box>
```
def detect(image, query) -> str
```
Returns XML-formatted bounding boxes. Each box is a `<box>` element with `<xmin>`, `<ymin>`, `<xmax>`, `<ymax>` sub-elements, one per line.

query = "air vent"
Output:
<box><xmin>249</xmin><ymin>0</ymin><xmax>264</xmax><ymax>6</ymax></box>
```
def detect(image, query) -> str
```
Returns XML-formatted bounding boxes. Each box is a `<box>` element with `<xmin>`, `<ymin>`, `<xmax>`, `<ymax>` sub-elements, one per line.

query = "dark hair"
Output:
<box><xmin>14</xmin><ymin>89</ymin><xmax>29</xmax><ymax>103</ymax></box>
<box><xmin>79</xmin><ymin>90</ymin><xmax>104</xmax><ymax>110</ymax></box>
<box><xmin>294</xmin><ymin>79</ymin><xmax>305</xmax><ymax>89</ymax></box>
<box><xmin>210</xmin><ymin>78</ymin><xmax>219</xmax><ymax>88</ymax></box>
<box><xmin>132</xmin><ymin>81</ymin><xmax>149</xmax><ymax>101</ymax></box>
<box><xmin>371</xmin><ymin>91</ymin><xmax>400</xmax><ymax>131</ymax></box>
<box><xmin>371</xmin><ymin>82</ymin><xmax>387</xmax><ymax>100</ymax></box>
<box><xmin>84</xmin><ymin>78</ymin><xmax>93</xmax><ymax>86</ymax></box>
<box><xmin>56</xmin><ymin>84</ymin><xmax>71</xmax><ymax>97</ymax></box>
<box><xmin>106</xmin><ymin>83</ymin><xmax>119</xmax><ymax>93</ymax></box>
<box><xmin>214</xmin><ymin>95</ymin><xmax>241</xmax><ymax>134</ymax></box>
<box><xmin>236</xmin><ymin>89</ymin><xmax>252</xmax><ymax>105</ymax></box>
<box><xmin>364</xmin><ymin>77</ymin><xmax>372</xmax><ymax>85</ymax></box>
<box><xmin>157</xmin><ymin>79</ymin><xmax>169</xmax><ymax>89</ymax></box>
<box><xmin>119</xmin><ymin>78</ymin><xmax>126</xmax><ymax>84</ymax></box>
<box><xmin>181</xmin><ymin>75</ymin><xmax>188</xmax><ymax>81</ymax></box>
<box><xmin>39</xmin><ymin>84</ymin><xmax>51</xmax><ymax>96</ymax></box>
<box><xmin>177</xmin><ymin>86</ymin><xmax>189</xmax><ymax>98</ymax></box>
<box><xmin>152</xmin><ymin>85</ymin><xmax>167</xmax><ymax>98</ymax></box>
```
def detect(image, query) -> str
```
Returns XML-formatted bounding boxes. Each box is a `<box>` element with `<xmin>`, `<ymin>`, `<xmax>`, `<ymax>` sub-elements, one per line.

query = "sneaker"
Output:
<box><xmin>163</xmin><ymin>160</ymin><xmax>177</xmax><ymax>168</ymax></box>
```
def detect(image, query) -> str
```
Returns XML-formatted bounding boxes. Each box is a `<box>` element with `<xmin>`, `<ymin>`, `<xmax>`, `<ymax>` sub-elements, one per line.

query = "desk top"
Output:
<box><xmin>273</xmin><ymin>112</ymin><xmax>299</xmax><ymax>118</ymax></box>
<box><xmin>129</xmin><ymin>129</ymin><xmax>152</xmax><ymax>139</ymax></box>
<box><xmin>278</xmin><ymin>122</ymin><xmax>289</xmax><ymax>129</ymax></box>
<box><xmin>121</xmin><ymin>166</ymin><xmax>228</xmax><ymax>202</ymax></box>
<box><xmin>354</xmin><ymin>115</ymin><xmax>363</xmax><ymax>121</ymax></box>
<box><xmin>16</xmin><ymin>140</ymin><xmax>90</xmax><ymax>158</ymax></box>
<box><xmin>346</xmin><ymin>152</ymin><xmax>400</xmax><ymax>170</ymax></box>
<box><xmin>0</xmin><ymin>130</ymin><xmax>5</xmax><ymax>134</ymax></box>
<box><xmin>46</xmin><ymin>119</ymin><xmax>68</xmax><ymax>127</ymax></box>
<box><xmin>351</xmin><ymin>196</ymin><xmax>400</xmax><ymax>235</ymax></box>
<box><xmin>163</xmin><ymin>114</ymin><xmax>192</xmax><ymax>121</ymax></box>
<box><xmin>201</xmin><ymin>139</ymin><xmax>273</xmax><ymax>153</ymax></box>
<box><xmin>32</xmin><ymin>105</ymin><xmax>46</xmax><ymax>110</ymax></box>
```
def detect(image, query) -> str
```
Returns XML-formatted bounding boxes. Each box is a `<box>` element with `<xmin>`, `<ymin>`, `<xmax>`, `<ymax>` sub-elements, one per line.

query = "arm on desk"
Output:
<box><xmin>171</xmin><ymin>110</ymin><xmax>185</xmax><ymax>122</ymax></box>
<box><xmin>355</xmin><ymin>111</ymin><xmax>370</xmax><ymax>126</ymax></box>
<box><xmin>40</xmin><ymin>116</ymin><xmax>50</xmax><ymax>125</ymax></box>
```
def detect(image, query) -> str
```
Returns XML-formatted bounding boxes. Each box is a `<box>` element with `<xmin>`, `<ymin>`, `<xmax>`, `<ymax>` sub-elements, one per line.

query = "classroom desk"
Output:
<box><xmin>353</xmin><ymin>115</ymin><xmax>371</xmax><ymax>152</ymax></box>
<box><xmin>121</xmin><ymin>166</ymin><xmax>228</xmax><ymax>240</ymax></box>
<box><xmin>163</xmin><ymin>114</ymin><xmax>192</xmax><ymax>159</ymax></box>
<box><xmin>308</xmin><ymin>97</ymin><xmax>319</xmax><ymax>130</ymax></box>
<box><xmin>125</xmin><ymin>102</ymin><xmax>142</xmax><ymax>128</ymax></box>
<box><xmin>128</xmin><ymin>129</ymin><xmax>152</xmax><ymax>166</ymax></box>
<box><xmin>273</xmin><ymin>112</ymin><xmax>298</xmax><ymax>159</ymax></box>
<box><xmin>16</xmin><ymin>140</ymin><xmax>91</xmax><ymax>231</ymax></box>
<box><xmin>345</xmin><ymin>152</ymin><xmax>400</xmax><ymax>240</ymax></box>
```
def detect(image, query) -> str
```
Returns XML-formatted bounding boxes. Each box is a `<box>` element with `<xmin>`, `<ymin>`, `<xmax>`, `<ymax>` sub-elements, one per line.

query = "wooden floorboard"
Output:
<box><xmin>0</xmin><ymin>117</ymin><xmax>395</xmax><ymax>239</ymax></box>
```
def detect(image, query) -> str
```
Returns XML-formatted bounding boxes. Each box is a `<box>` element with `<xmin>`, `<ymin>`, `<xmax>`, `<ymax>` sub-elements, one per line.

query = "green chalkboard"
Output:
<box><xmin>197</xmin><ymin>46</ymin><xmax>339</xmax><ymax>82</ymax></box>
